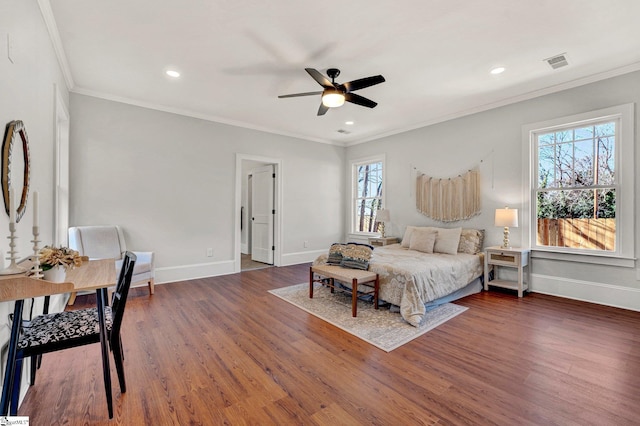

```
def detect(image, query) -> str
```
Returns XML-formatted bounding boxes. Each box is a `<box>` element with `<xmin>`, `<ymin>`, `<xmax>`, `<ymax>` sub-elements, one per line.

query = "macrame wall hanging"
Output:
<box><xmin>415</xmin><ymin>168</ymin><xmax>481</xmax><ymax>222</ymax></box>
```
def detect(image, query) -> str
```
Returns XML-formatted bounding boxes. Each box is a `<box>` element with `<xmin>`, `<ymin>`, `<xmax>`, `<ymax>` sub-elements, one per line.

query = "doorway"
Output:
<box><xmin>235</xmin><ymin>155</ymin><xmax>282</xmax><ymax>273</ymax></box>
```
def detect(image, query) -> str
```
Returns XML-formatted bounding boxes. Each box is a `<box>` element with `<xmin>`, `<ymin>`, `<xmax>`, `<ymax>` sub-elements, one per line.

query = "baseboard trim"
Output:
<box><xmin>155</xmin><ymin>260</ymin><xmax>236</xmax><ymax>284</ymax></box>
<box><xmin>281</xmin><ymin>249</ymin><xmax>326</xmax><ymax>266</ymax></box>
<box><xmin>531</xmin><ymin>273</ymin><xmax>640</xmax><ymax>311</ymax></box>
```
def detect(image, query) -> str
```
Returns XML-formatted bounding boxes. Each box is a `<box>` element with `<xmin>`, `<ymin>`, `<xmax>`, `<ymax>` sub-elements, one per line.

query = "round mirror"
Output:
<box><xmin>2</xmin><ymin>120</ymin><xmax>31</xmax><ymax>223</ymax></box>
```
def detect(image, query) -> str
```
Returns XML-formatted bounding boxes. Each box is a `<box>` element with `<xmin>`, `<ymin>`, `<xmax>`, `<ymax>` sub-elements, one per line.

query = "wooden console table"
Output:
<box><xmin>0</xmin><ymin>259</ymin><xmax>116</xmax><ymax>416</ymax></box>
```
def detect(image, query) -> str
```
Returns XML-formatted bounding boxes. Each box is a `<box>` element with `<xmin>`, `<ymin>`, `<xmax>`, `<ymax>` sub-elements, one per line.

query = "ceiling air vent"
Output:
<box><xmin>337</xmin><ymin>129</ymin><xmax>351</xmax><ymax>134</ymax></box>
<box><xmin>545</xmin><ymin>53</ymin><xmax>569</xmax><ymax>70</ymax></box>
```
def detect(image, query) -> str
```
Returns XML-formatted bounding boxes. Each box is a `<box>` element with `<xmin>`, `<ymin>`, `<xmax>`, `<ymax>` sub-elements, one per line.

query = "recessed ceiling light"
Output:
<box><xmin>166</xmin><ymin>70</ymin><xmax>181</xmax><ymax>78</ymax></box>
<box><xmin>345</xmin><ymin>121</ymin><xmax>354</xmax><ymax>125</ymax></box>
<box><xmin>490</xmin><ymin>66</ymin><xmax>505</xmax><ymax>75</ymax></box>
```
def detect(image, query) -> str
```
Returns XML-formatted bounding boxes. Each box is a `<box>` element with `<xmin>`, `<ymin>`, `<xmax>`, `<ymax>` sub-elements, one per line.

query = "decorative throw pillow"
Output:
<box><xmin>340</xmin><ymin>243</ymin><xmax>374</xmax><ymax>270</ymax></box>
<box><xmin>400</xmin><ymin>226</ymin><xmax>417</xmax><ymax>248</ymax></box>
<box><xmin>458</xmin><ymin>229</ymin><xmax>485</xmax><ymax>254</ymax></box>
<box><xmin>433</xmin><ymin>227</ymin><xmax>462</xmax><ymax>255</ymax></box>
<box><xmin>409</xmin><ymin>228</ymin><xmax>437</xmax><ymax>253</ymax></box>
<box><xmin>327</xmin><ymin>243</ymin><xmax>347</xmax><ymax>265</ymax></box>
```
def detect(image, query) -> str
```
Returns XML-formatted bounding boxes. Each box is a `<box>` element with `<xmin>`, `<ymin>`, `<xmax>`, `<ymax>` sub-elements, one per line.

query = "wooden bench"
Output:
<box><xmin>309</xmin><ymin>265</ymin><xmax>379</xmax><ymax>317</ymax></box>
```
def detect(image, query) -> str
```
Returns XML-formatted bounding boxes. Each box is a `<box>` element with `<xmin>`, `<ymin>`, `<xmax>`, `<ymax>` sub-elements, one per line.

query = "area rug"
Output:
<box><xmin>269</xmin><ymin>282</ymin><xmax>467</xmax><ymax>352</ymax></box>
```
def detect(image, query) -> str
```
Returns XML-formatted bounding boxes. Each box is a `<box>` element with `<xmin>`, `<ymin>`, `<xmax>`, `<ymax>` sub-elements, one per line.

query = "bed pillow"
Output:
<box><xmin>434</xmin><ymin>227</ymin><xmax>462</xmax><ymax>255</ymax></box>
<box><xmin>409</xmin><ymin>228</ymin><xmax>437</xmax><ymax>253</ymax></box>
<box><xmin>327</xmin><ymin>243</ymin><xmax>347</xmax><ymax>265</ymax></box>
<box><xmin>401</xmin><ymin>226</ymin><xmax>437</xmax><ymax>247</ymax></box>
<box><xmin>458</xmin><ymin>229</ymin><xmax>485</xmax><ymax>254</ymax></box>
<box><xmin>401</xmin><ymin>226</ymin><xmax>417</xmax><ymax>248</ymax></box>
<box><xmin>341</xmin><ymin>243</ymin><xmax>374</xmax><ymax>270</ymax></box>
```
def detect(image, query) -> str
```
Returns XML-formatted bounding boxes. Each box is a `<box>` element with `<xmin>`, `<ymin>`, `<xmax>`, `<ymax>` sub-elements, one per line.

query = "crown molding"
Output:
<box><xmin>345</xmin><ymin>62</ymin><xmax>640</xmax><ymax>147</ymax></box>
<box><xmin>71</xmin><ymin>87</ymin><xmax>346</xmax><ymax>147</ymax></box>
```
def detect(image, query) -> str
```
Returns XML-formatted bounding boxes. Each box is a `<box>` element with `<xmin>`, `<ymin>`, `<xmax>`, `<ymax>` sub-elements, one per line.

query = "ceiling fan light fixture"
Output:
<box><xmin>278</xmin><ymin>68</ymin><xmax>384</xmax><ymax>116</ymax></box>
<box><xmin>322</xmin><ymin>90</ymin><xmax>345</xmax><ymax>108</ymax></box>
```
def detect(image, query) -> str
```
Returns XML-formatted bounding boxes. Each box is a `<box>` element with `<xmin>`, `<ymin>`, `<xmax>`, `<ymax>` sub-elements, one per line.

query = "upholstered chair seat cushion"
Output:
<box><xmin>116</xmin><ymin>256</ymin><xmax>152</xmax><ymax>275</ymax></box>
<box><xmin>18</xmin><ymin>307</ymin><xmax>113</xmax><ymax>350</ymax></box>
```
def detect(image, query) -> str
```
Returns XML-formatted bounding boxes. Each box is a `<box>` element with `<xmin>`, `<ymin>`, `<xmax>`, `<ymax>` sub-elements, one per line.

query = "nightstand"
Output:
<box><xmin>368</xmin><ymin>237</ymin><xmax>400</xmax><ymax>247</ymax></box>
<box><xmin>484</xmin><ymin>246</ymin><xmax>530</xmax><ymax>297</ymax></box>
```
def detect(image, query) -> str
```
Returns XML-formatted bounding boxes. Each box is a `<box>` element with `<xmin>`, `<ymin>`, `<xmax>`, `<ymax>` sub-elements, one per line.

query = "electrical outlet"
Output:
<box><xmin>206</xmin><ymin>248</ymin><xmax>213</xmax><ymax>257</ymax></box>
<box><xmin>303</xmin><ymin>240</ymin><xmax>309</xmax><ymax>248</ymax></box>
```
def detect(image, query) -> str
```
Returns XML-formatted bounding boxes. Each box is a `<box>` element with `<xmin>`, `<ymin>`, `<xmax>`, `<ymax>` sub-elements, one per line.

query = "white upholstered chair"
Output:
<box><xmin>67</xmin><ymin>225</ymin><xmax>154</xmax><ymax>304</ymax></box>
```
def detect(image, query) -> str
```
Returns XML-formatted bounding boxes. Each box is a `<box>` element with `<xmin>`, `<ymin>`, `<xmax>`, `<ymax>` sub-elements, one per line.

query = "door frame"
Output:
<box><xmin>234</xmin><ymin>154</ymin><xmax>282</xmax><ymax>273</ymax></box>
<box><xmin>54</xmin><ymin>84</ymin><xmax>70</xmax><ymax>247</ymax></box>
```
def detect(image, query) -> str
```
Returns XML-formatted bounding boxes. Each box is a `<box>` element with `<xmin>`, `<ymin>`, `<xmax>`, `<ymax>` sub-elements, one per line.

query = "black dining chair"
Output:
<box><xmin>10</xmin><ymin>251</ymin><xmax>137</xmax><ymax>418</ymax></box>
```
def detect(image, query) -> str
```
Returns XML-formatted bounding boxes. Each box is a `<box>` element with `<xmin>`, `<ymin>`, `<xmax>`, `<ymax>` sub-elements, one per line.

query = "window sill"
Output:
<box><xmin>346</xmin><ymin>233</ymin><xmax>380</xmax><ymax>242</ymax></box>
<box><xmin>531</xmin><ymin>249</ymin><xmax>636</xmax><ymax>268</ymax></box>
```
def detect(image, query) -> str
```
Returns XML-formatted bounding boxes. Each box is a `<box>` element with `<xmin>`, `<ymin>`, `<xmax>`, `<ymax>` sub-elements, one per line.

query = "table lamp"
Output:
<box><xmin>377</xmin><ymin>209</ymin><xmax>391</xmax><ymax>238</ymax></box>
<box><xmin>495</xmin><ymin>207</ymin><xmax>518</xmax><ymax>248</ymax></box>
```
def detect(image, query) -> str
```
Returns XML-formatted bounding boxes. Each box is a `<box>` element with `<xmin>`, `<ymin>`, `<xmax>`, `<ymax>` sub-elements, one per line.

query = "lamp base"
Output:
<box><xmin>378</xmin><ymin>222</ymin><xmax>386</xmax><ymax>238</ymax></box>
<box><xmin>501</xmin><ymin>227</ymin><xmax>511</xmax><ymax>249</ymax></box>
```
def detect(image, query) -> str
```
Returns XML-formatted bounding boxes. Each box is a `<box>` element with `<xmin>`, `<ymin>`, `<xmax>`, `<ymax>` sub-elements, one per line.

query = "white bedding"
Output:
<box><xmin>314</xmin><ymin>244</ymin><xmax>483</xmax><ymax>327</ymax></box>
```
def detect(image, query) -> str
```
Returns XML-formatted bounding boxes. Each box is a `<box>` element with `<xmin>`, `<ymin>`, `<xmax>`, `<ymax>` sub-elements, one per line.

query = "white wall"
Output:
<box><xmin>0</xmin><ymin>0</ymin><xmax>70</xmax><ymax>404</ymax></box>
<box><xmin>346</xmin><ymin>70</ymin><xmax>640</xmax><ymax>311</ymax></box>
<box><xmin>69</xmin><ymin>94</ymin><xmax>344</xmax><ymax>282</ymax></box>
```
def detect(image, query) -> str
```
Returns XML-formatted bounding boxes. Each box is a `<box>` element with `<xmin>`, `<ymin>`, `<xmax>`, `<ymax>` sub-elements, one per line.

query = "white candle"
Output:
<box><xmin>9</xmin><ymin>186</ymin><xmax>15</xmax><ymax>224</ymax></box>
<box><xmin>33</xmin><ymin>191</ymin><xmax>38</xmax><ymax>227</ymax></box>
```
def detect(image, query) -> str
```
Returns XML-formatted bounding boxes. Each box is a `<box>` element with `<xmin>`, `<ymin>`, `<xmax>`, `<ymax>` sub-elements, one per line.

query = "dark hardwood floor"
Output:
<box><xmin>18</xmin><ymin>263</ymin><xmax>640</xmax><ymax>425</ymax></box>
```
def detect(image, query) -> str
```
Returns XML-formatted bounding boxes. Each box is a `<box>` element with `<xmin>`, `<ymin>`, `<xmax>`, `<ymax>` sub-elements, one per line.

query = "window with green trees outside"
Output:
<box><xmin>535</xmin><ymin>120</ymin><xmax>616</xmax><ymax>251</ymax></box>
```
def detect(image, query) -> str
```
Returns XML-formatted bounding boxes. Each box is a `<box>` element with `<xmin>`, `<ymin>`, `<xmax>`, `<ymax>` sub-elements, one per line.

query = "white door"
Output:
<box><xmin>251</xmin><ymin>165</ymin><xmax>274</xmax><ymax>264</ymax></box>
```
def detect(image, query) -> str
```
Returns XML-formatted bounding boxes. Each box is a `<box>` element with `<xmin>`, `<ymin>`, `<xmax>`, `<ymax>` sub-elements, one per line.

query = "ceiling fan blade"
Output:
<box><xmin>278</xmin><ymin>91</ymin><xmax>323</xmax><ymax>98</ymax></box>
<box><xmin>345</xmin><ymin>93</ymin><xmax>378</xmax><ymax>108</ymax></box>
<box><xmin>317</xmin><ymin>103</ymin><xmax>329</xmax><ymax>116</ymax></box>
<box><xmin>340</xmin><ymin>75</ymin><xmax>386</xmax><ymax>92</ymax></box>
<box><xmin>305</xmin><ymin>68</ymin><xmax>334</xmax><ymax>88</ymax></box>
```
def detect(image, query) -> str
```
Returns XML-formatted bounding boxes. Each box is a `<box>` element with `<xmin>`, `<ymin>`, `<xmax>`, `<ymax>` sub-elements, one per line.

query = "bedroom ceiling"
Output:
<box><xmin>45</xmin><ymin>0</ymin><xmax>640</xmax><ymax>145</ymax></box>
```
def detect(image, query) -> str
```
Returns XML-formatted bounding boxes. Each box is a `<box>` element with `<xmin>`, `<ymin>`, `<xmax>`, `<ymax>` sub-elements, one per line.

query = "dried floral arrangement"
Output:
<box><xmin>39</xmin><ymin>246</ymin><xmax>83</xmax><ymax>271</ymax></box>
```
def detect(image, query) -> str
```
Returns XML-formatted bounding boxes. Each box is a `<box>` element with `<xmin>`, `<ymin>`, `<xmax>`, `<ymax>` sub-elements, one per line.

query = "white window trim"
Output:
<box><xmin>521</xmin><ymin>103</ymin><xmax>635</xmax><ymax>267</ymax></box>
<box><xmin>349</xmin><ymin>154</ymin><xmax>386</xmax><ymax>235</ymax></box>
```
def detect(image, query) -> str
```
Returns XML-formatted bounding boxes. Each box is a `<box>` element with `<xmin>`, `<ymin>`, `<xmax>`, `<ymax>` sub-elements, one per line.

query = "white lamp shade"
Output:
<box><xmin>376</xmin><ymin>209</ymin><xmax>391</xmax><ymax>222</ymax></box>
<box><xmin>495</xmin><ymin>208</ymin><xmax>518</xmax><ymax>227</ymax></box>
<box><xmin>321</xmin><ymin>90</ymin><xmax>345</xmax><ymax>107</ymax></box>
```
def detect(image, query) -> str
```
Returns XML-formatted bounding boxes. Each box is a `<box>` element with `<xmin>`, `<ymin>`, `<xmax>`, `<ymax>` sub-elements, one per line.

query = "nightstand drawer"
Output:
<box><xmin>489</xmin><ymin>252</ymin><xmax>519</xmax><ymax>266</ymax></box>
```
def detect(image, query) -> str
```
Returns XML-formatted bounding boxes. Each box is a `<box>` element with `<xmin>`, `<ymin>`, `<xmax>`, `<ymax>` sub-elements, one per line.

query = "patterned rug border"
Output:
<box><xmin>269</xmin><ymin>283</ymin><xmax>468</xmax><ymax>352</ymax></box>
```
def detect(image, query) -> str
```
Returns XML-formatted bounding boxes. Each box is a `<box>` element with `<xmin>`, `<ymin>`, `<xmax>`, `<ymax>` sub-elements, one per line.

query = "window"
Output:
<box><xmin>536</xmin><ymin>120</ymin><xmax>616</xmax><ymax>250</ymax></box>
<box><xmin>524</xmin><ymin>104</ymin><xmax>634</xmax><ymax>262</ymax></box>
<box><xmin>352</xmin><ymin>156</ymin><xmax>384</xmax><ymax>234</ymax></box>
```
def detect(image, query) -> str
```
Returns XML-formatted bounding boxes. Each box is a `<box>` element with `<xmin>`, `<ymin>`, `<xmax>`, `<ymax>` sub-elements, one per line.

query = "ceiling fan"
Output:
<box><xmin>278</xmin><ymin>68</ymin><xmax>385</xmax><ymax>116</ymax></box>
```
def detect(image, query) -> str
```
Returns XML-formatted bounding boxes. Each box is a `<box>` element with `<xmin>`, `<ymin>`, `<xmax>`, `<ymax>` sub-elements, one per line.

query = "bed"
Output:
<box><xmin>313</xmin><ymin>227</ymin><xmax>485</xmax><ymax>327</ymax></box>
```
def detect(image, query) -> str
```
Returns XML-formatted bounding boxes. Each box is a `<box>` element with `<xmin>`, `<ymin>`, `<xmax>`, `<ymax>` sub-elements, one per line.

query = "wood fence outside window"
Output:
<box><xmin>537</xmin><ymin>218</ymin><xmax>615</xmax><ymax>251</ymax></box>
